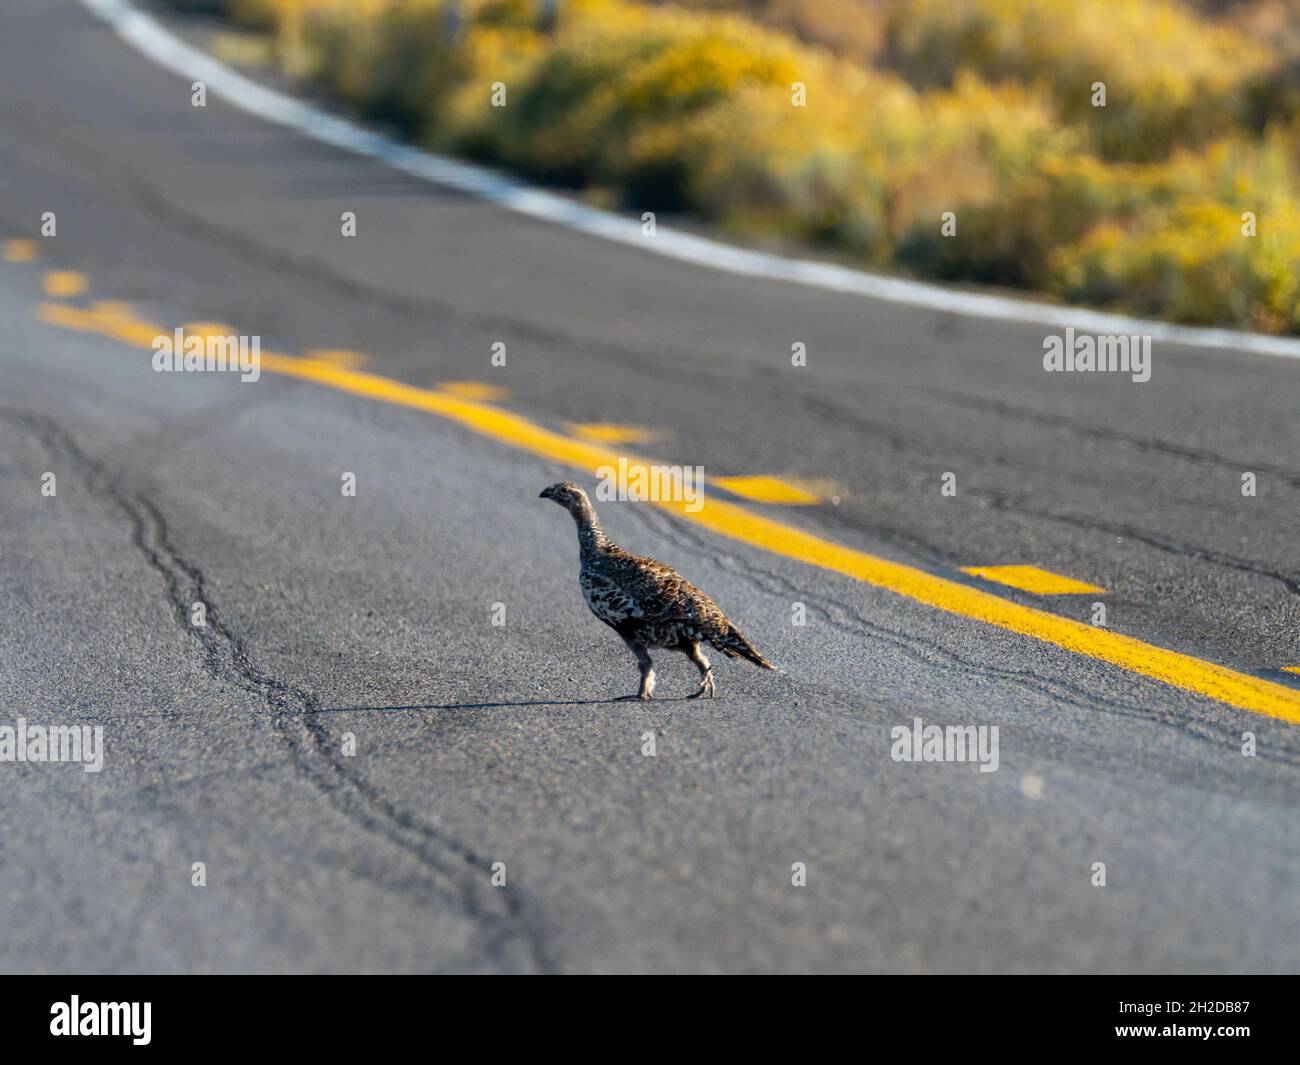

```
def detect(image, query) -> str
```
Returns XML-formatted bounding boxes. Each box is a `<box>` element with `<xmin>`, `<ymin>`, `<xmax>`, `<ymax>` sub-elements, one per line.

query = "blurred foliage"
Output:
<box><xmin>169</xmin><ymin>0</ymin><xmax>1300</xmax><ymax>334</ymax></box>
<box><xmin>1050</xmin><ymin>200</ymin><xmax>1300</xmax><ymax>333</ymax></box>
<box><xmin>881</xmin><ymin>0</ymin><xmax>1274</xmax><ymax>161</ymax></box>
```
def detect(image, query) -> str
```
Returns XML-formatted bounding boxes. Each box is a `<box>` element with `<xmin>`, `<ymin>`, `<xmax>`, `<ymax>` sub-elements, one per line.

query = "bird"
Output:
<box><xmin>539</xmin><ymin>481</ymin><xmax>774</xmax><ymax>700</ymax></box>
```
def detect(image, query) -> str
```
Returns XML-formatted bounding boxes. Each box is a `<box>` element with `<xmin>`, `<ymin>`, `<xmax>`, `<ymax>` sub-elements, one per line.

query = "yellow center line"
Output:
<box><xmin>306</xmin><ymin>348</ymin><xmax>368</xmax><ymax>371</ymax></box>
<box><xmin>437</xmin><ymin>380</ymin><xmax>507</xmax><ymax>402</ymax></box>
<box><xmin>43</xmin><ymin>271</ymin><xmax>87</xmax><ymax>298</ymax></box>
<box><xmin>712</xmin><ymin>474</ymin><xmax>821</xmax><ymax>505</ymax></box>
<box><xmin>962</xmin><ymin>565</ymin><xmax>1106</xmax><ymax>596</ymax></box>
<box><xmin>36</xmin><ymin>299</ymin><xmax>1300</xmax><ymax>724</ymax></box>
<box><xmin>565</xmin><ymin>422</ymin><xmax>662</xmax><ymax>446</ymax></box>
<box><xmin>4</xmin><ymin>238</ymin><xmax>39</xmax><ymax>263</ymax></box>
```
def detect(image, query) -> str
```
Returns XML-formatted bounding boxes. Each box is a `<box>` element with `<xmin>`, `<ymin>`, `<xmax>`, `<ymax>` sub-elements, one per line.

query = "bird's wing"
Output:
<box><xmin>598</xmin><ymin>551</ymin><xmax>729</xmax><ymax>631</ymax></box>
<box><xmin>594</xmin><ymin>549</ymin><xmax>774</xmax><ymax>666</ymax></box>
<box><xmin>580</xmin><ymin>569</ymin><xmax>645</xmax><ymax>626</ymax></box>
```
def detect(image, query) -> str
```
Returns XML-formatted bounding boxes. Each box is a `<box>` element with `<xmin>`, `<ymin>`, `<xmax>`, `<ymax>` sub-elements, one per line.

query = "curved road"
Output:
<box><xmin>1</xmin><ymin>0</ymin><xmax>1297</xmax><ymax>972</ymax></box>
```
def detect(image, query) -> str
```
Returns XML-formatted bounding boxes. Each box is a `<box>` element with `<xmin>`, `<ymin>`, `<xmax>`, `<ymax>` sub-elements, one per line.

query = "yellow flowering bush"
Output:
<box><xmin>1050</xmin><ymin>199</ymin><xmax>1300</xmax><ymax>331</ymax></box>
<box><xmin>172</xmin><ymin>0</ymin><xmax>1300</xmax><ymax>333</ymax></box>
<box><xmin>884</xmin><ymin>0</ymin><xmax>1274</xmax><ymax>160</ymax></box>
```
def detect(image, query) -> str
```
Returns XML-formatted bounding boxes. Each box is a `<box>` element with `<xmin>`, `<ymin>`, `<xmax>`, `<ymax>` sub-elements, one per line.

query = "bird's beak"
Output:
<box><xmin>539</xmin><ymin>487</ymin><xmax>553</xmax><ymax>500</ymax></box>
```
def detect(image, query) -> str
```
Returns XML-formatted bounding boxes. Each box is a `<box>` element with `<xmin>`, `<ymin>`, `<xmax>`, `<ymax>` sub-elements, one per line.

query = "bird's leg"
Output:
<box><xmin>686</xmin><ymin>642</ymin><xmax>716</xmax><ymax>699</ymax></box>
<box><xmin>615</xmin><ymin>640</ymin><xmax>655</xmax><ymax>701</ymax></box>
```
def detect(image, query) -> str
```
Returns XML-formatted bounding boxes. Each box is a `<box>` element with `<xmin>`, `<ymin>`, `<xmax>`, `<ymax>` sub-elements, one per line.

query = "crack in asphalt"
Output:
<box><xmin>800</xmin><ymin>391</ymin><xmax>1300</xmax><ymax>596</ymax></box>
<box><xmin>627</xmin><ymin>498</ymin><xmax>1300</xmax><ymax>779</ymax></box>
<box><xmin>967</xmin><ymin>487</ymin><xmax>1300</xmax><ymax>599</ymax></box>
<box><xmin>0</xmin><ymin>406</ymin><xmax>558</xmax><ymax>973</ymax></box>
<box><xmin>912</xmin><ymin>383</ymin><xmax>1300</xmax><ymax>494</ymax></box>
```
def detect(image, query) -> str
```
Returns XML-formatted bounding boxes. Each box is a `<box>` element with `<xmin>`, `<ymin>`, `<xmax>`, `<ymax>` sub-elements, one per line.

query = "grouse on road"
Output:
<box><xmin>540</xmin><ymin>481</ymin><xmax>774</xmax><ymax>699</ymax></box>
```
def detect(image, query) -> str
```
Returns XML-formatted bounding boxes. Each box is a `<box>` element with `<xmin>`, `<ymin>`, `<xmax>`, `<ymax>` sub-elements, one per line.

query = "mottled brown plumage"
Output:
<box><xmin>540</xmin><ymin>481</ymin><xmax>774</xmax><ymax>699</ymax></box>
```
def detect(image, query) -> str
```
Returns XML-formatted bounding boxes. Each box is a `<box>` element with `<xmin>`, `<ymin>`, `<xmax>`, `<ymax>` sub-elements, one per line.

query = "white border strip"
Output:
<box><xmin>83</xmin><ymin>0</ymin><xmax>1300</xmax><ymax>360</ymax></box>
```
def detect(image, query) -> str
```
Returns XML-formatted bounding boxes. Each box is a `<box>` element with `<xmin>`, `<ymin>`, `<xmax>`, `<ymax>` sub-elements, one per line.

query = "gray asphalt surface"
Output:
<box><xmin>0</xmin><ymin>0</ymin><xmax>1298</xmax><ymax>973</ymax></box>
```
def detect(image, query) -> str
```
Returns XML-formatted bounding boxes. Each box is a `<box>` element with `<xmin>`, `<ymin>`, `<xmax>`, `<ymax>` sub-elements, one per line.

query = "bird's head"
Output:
<box><xmin>539</xmin><ymin>481</ymin><xmax>590</xmax><ymax>512</ymax></box>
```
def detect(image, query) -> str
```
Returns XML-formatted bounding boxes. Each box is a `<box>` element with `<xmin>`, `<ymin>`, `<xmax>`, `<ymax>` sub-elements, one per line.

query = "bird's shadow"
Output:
<box><xmin>307</xmin><ymin>696</ymin><xmax>694</xmax><ymax>715</ymax></box>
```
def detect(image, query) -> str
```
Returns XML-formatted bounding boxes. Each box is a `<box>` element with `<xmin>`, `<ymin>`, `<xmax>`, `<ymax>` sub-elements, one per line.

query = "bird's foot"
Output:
<box><xmin>688</xmin><ymin>671</ymin><xmax>717</xmax><ymax>699</ymax></box>
<box><xmin>614</xmin><ymin>692</ymin><xmax>652</xmax><ymax>702</ymax></box>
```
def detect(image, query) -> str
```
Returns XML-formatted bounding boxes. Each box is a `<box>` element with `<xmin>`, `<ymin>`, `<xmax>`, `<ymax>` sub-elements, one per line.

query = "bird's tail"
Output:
<box><xmin>710</xmin><ymin>626</ymin><xmax>775</xmax><ymax>670</ymax></box>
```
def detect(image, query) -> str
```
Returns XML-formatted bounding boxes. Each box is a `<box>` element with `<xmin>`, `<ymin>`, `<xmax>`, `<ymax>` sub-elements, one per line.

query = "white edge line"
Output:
<box><xmin>81</xmin><ymin>0</ymin><xmax>1300</xmax><ymax>361</ymax></box>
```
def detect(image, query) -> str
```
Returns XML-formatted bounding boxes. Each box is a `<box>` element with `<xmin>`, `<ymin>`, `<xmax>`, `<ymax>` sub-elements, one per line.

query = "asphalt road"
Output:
<box><xmin>0</xmin><ymin>0</ymin><xmax>1297</xmax><ymax>973</ymax></box>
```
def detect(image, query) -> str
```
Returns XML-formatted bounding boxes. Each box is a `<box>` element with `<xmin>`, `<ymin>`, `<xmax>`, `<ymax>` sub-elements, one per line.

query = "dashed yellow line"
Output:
<box><xmin>43</xmin><ymin>271</ymin><xmax>86</xmax><ymax>298</ymax></box>
<box><xmin>5</xmin><ymin>238</ymin><xmax>39</xmax><ymax>263</ymax></box>
<box><xmin>90</xmin><ymin>301</ymin><xmax>135</xmax><ymax>318</ymax></box>
<box><xmin>40</xmin><ymin>301</ymin><xmax>162</xmax><ymax>346</ymax></box>
<box><xmin>565</xmin><ymin>422</ymin><xmax>661</xmax><ymax>446</ymax></box>
<box><xmin>438</xmin><ymin>380</ymin><xmax>508</xmax><ymax>402</ymax></box>
<box><xmin>962</xmin><ymin>565</ymin><xmax>1105</xmax><ymax>596</ymax></box>
<box><xmin>306</xmin><ymin>349</ymin><xmax>367</xmax><ymax>371</ymax></box>
<box><xmin>713</xmin><ymin>474</ymin><xmax>821</xmax><ymax>505</ymax></box>
<box><xmin>36</xmin><ymin>298</ymin><xmax>1300</xmax><ymax>724</ymax></box>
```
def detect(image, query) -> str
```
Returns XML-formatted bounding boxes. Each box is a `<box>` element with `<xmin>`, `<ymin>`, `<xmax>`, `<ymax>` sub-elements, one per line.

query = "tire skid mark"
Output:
<box><xmin>0</xmin><ymin>407</ymin><xmax>556</xmax><ymax>973</ymax></box>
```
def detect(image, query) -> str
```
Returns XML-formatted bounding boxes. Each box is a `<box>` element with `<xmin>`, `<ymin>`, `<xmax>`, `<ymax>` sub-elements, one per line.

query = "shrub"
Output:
<box><xmin>884</xmin><ymin>0</ymin><xmax>1275</xmax><ymax>160</ymax></box>
<box><xmin>169</xmin><ymin>0</ymin><xmax>1300</xmax><ymax>333</ymax></box>
<box><xmin>1049</xmin><ymin>198</ymin><xmax>1300</xmax><ymax>332</ymax></box>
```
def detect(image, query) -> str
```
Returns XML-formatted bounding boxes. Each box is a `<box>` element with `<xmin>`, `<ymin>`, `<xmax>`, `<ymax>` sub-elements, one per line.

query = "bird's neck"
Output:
<box><xmin>571</xmin><ymin>500</ymin><xmax>610</xmax><ymax>555</ymax></box>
